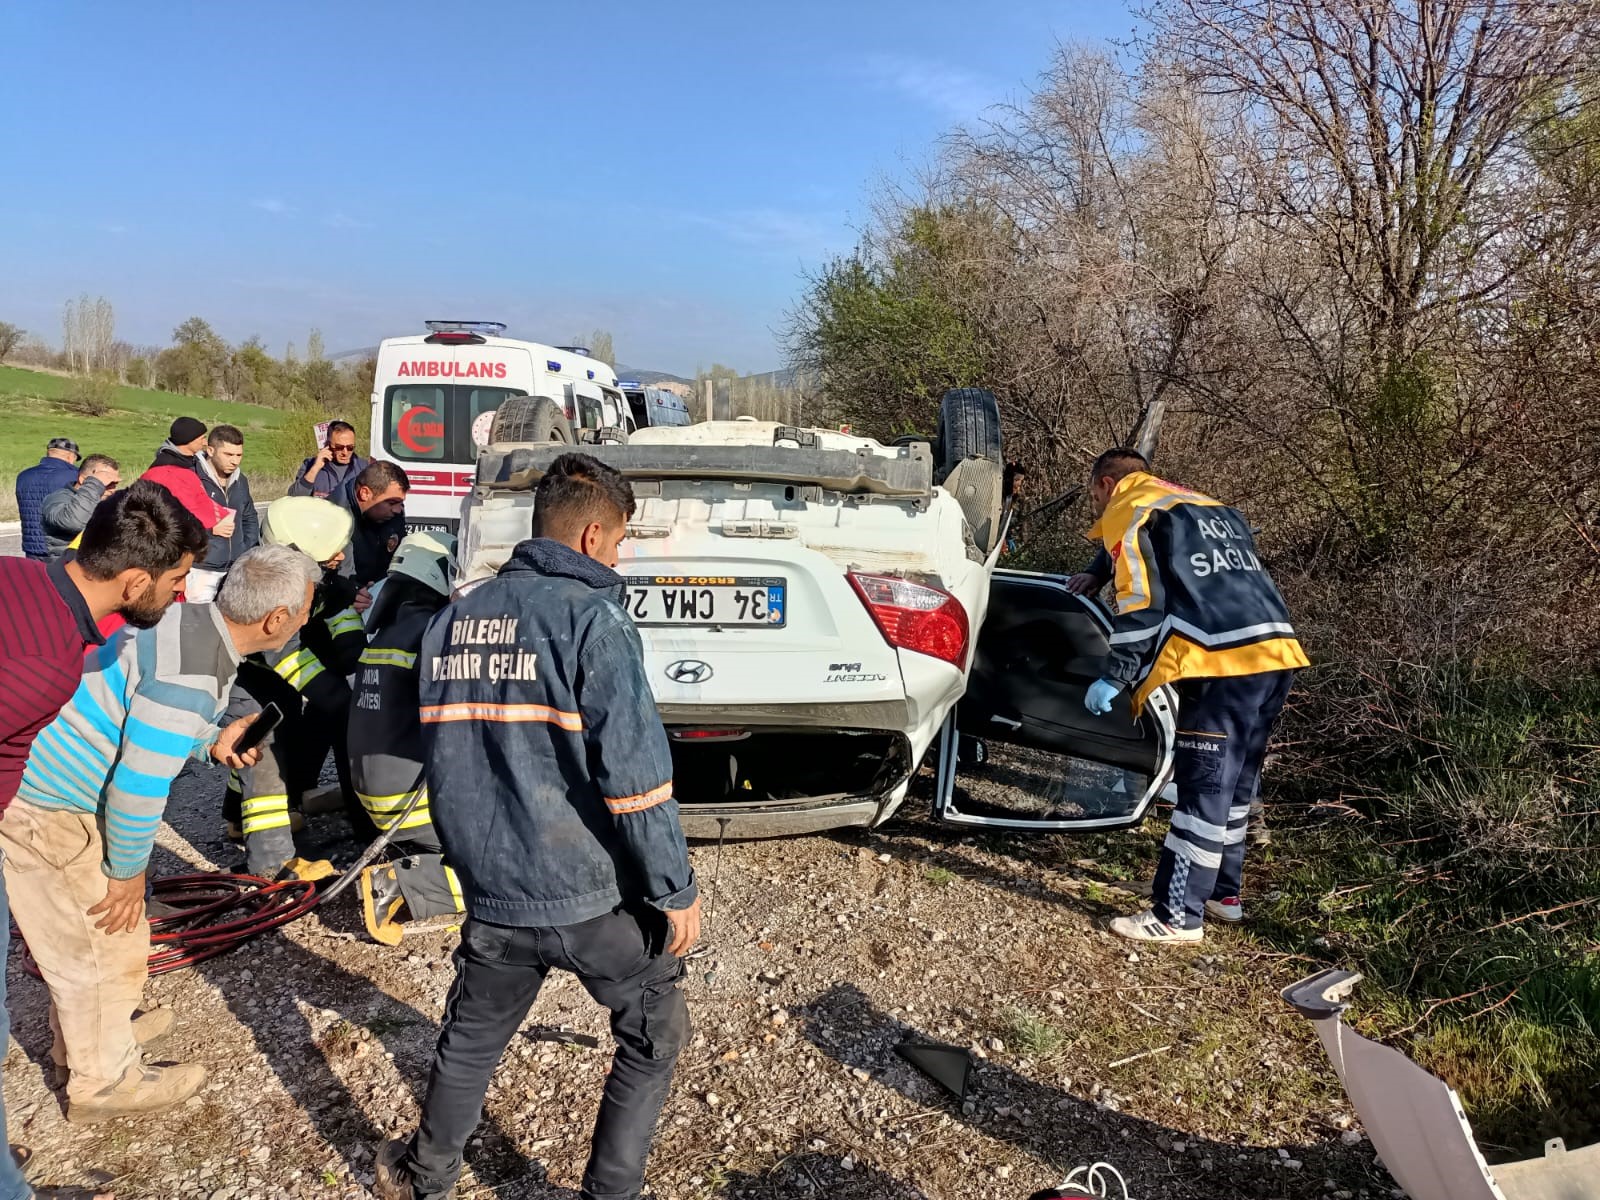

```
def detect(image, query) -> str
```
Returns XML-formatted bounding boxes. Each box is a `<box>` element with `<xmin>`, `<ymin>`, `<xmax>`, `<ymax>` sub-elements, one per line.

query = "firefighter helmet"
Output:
<box><xmin>261</xmin><ymin>496</ymin><xmax>354</xmax><ymax>565</ymax></box>
<box><xmin>387</xmin><ymin>530</ymin><xmax>457</xmax><ymax>598</ymax></box>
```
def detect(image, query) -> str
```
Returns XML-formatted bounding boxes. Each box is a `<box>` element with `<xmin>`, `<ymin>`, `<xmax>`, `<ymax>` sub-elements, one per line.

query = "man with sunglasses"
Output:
<box><xmin>289</xmin><ymin>420</ymin><xmax>368</xmax><ymax>501</ymax></box>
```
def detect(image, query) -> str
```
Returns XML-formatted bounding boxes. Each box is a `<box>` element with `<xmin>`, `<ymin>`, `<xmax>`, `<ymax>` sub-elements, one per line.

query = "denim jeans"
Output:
<box><xmin>405</xmin><ymin>906</ymin><xmax>689</xmax><ymax>1200</ymax></box>
<box><xmin>0</xmin><ymin>852</ymin><xmax>36</xmax><ymax>1200</ymax></box>
<box><xmin>1152</xmin><ymin>670</ymin><xmax>1294</xmax><ymax>929</ymax></box>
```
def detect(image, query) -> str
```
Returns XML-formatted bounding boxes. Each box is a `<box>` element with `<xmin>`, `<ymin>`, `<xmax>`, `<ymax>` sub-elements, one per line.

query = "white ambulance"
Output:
<box><xmin>370</xmin><ymin>320</ymin><xmax>629</xmax><ymax>531</ymax></box>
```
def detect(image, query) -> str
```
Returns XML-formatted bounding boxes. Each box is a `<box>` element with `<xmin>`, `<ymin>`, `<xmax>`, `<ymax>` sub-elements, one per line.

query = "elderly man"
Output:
<box><xmin>5</xmin><ymin>544</ymin><xmax>320</xmax><ymax>1124</ymax></box>
<box><xmin>14</xmin><ymin>437</ymin><xmax>81</xmax><ymax>561</ymax></box>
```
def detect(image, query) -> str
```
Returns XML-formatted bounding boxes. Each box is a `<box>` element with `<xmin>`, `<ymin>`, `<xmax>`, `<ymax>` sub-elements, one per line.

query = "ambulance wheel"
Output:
<box><xmin>490</xmin><ymin>396</ymin><xmax>573</xmax><ymax>445</ymax></box>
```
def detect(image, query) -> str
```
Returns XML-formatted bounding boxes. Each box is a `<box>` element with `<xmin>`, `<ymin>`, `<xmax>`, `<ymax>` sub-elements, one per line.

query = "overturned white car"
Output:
<box><xmin>457</xmin><ymin>389</ymin><xmax>1176</xmax><ymax>838</ymax></box>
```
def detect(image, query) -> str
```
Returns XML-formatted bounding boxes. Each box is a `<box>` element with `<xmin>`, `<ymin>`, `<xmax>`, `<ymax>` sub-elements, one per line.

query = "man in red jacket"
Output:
<box><xmin>0</xmin><ymin>482</ymin><xmax>205</xmax><ymax>1199</ymax></box>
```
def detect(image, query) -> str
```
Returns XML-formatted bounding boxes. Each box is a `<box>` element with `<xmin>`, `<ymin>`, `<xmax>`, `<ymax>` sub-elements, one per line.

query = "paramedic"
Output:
<box><xmin>1080</xmin><ymin>448</ymin><xmax>1308</xmax><ymax>943</ymax></box>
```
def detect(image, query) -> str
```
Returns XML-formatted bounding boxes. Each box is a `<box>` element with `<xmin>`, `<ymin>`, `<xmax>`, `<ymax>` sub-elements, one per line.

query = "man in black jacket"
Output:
<box><xmin>375</xmin><ymin>452</ymin><xmax>698</xmax><ymax>1200</ymax></box>
<box><xmin>189</xmin><ymin>425</ymin><xmax>260</xmax><ymax>603</ymax></box>
<box><xmin>339</xmin><ymin>460</ymin><xmax>410</xmax><ymax>586</ymax></box>
<box><xmin>150</xmin><ymin>416</ymin><xmax>208</xmax><ymax>470</ymax></box>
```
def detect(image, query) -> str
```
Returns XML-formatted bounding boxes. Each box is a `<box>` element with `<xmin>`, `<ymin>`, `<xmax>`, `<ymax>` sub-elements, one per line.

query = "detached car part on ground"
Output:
<box><xmin>1285</xmin><ymin>970</ymin><xmax>1598</xmax><ymax>1200</ymax></box>
<box><xmin>457</xmin><ymin>389</ymin><xmax>1175</xmax><ymax>838</ymax></box>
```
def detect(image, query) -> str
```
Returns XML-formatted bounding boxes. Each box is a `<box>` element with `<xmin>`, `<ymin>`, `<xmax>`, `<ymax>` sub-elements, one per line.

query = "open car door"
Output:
<box><xmin>934</xmin><ymin>568</ymin><xmax>1176</xmax><ymax>831</ymax></box>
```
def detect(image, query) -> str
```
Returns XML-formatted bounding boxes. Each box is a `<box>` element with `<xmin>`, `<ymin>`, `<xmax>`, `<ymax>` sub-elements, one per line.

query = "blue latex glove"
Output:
<box><xmin>1084</xmin><ymin>677</ymin><xmax>1121</xmax><ymax>716</ymax></box>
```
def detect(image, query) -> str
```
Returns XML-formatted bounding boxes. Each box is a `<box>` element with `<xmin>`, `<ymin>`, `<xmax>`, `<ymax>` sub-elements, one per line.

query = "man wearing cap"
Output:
<box><xmin>15</xmin><ymin>438</ymin><xmax>81</xmax><ymax>560</ymax></box>
<box><xmin>151</xmin><ymin>417</ymin><xmax>208</xmax><ymax>471</ymax></box>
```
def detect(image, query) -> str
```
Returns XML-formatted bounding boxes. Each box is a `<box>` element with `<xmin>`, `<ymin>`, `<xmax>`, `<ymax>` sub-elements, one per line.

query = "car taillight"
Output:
<box><xmin>848</xmin><ymin>572</ymin><xmax>969</xmax><ymax>668</ymax></box>
<box><xmin>670</xmin><ymin>729</ymin><xmax>750</xmax><ymax>742</ymax></box>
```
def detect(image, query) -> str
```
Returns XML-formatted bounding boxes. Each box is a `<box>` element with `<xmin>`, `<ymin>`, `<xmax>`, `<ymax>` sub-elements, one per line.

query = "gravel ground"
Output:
<box><xmin>5</xmin><ymin>757</ymin><xmax>1398</xmax><ymax>1200</ymax></box>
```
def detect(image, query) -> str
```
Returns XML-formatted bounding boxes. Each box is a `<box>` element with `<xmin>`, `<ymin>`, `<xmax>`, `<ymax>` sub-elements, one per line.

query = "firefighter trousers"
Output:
<box><xmin>225</xmin><ymin>668</ymin><xmax>369</xmax><ymax>877</ymax></box>
<box><xmin>390</xmin><ymin>823</ymin><xmax>465</xmax><ymax>922</ymax></box>
<box><xmin>1151</xmin><ymin>670</ymin><xmax>1294</xmax><ymax>930</ymax></box>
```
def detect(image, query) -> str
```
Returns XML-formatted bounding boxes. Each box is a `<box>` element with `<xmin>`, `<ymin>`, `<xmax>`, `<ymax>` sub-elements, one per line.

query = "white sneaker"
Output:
<box><xmin>1205</xmin><ymin>896</ymin><xmax>1245</xmax><ymax>923</ymax></box>
<box><xmin>1108</xmin><ymin>909</ymin><xmax>1202</xmax><ymax>943</ymax></box>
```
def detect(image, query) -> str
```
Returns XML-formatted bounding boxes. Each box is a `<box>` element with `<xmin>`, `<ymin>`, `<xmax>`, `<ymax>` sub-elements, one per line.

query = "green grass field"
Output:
<box><xmin>0</xmin><ymin>365</ymin><xmax>309</xmax><ymax>519</ymax></box>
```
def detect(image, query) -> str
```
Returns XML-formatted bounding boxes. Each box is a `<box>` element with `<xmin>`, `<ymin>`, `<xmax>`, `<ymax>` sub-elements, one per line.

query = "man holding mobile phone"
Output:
<box><xmin>5</xmin><ymin>544</ymin><xmax>319</xmax><ymax>1124</ymax></box>
<box><xmin>288</xmin><ymin>420</ymin><xmax>368</xmax><ymax>501</ymax></box>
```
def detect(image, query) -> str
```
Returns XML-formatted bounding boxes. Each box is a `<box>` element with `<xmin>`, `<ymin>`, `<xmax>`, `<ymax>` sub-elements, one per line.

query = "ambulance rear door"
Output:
<box><xmin>377</xmin><ymin>334</ymin><xmax>534</xmax><ymax>532</ymax></box>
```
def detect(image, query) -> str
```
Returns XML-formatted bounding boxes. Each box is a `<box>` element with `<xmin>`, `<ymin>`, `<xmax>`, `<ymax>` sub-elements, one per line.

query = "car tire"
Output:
<box><xmin>936</xmin><ymin>388</ymin><xmax>1002</xmax><ymax>479</ymax></box>
<box><xmin>936</xmin><ymin>388</ymin><xmax>1005</xmax><ymax>555</ymax></box>
<box><xmin>490</xmin><ymin>395</ymin><xmax>574</xmax><ymax>446</ymax></box>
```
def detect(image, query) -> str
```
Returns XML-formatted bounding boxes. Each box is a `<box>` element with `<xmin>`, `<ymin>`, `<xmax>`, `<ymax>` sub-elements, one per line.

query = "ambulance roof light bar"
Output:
<box><xmin>424</xmin><ymin>320</ymin><xmax>507</xmax><ymax>336</ymax></box>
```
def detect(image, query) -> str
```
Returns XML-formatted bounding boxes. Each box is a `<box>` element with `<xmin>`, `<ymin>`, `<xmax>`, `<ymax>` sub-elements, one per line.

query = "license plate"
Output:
<box><xmin>623</xmin><ymin>576</ymin><xmax>787</xmax><ymax>627</ymax></box>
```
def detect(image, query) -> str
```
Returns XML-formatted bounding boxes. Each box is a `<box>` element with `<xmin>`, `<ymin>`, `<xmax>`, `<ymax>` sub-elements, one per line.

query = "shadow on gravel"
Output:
<box><xmin>837</xmin><ymin>819</ymin><xmax>1136</xmax><ymax>927</ymax></box>
<box><xmin>712</xmin><ymin>1151</ymin><xmax>930</xmax><ymax>1198</ymax></box>
<box><xmin>797</xmin><ymin>983</ymin><xmax>1381</xmax><ymax>1200</ymax></box>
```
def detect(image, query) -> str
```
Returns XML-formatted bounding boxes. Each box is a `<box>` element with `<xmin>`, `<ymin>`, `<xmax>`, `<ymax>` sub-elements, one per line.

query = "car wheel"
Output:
<box><xmin>936</xmin><ymin>388</ymin><xmax>1005</xmax><ymax>554</ymax></box>
<box><xmin>936</xmin><ymin>388</ymin><xmax>1002</xmax><ymax>477</ymax></box>
<box><xmin>490</xmin><ymin>395</ymin><xmax>574</xmax><ymax>446</ymax></box>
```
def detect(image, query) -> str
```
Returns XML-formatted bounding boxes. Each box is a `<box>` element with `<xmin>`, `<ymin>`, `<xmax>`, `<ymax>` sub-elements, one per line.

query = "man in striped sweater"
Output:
<box><xmin>4</xmin><ymin>545</ymin><xmax>321</xmax><ymax>1125</ymax></box>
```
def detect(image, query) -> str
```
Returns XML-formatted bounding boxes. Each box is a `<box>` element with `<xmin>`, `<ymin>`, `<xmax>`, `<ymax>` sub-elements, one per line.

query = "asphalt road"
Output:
<box><xmin>0</xmin><ymin>524</ymin><xmax>19</xmax><ymax>557</ymax></box>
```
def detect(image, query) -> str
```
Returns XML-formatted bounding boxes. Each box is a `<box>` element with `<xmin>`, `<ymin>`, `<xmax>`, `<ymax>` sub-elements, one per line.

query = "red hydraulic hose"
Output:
<box><xmin>18</xmin><ymin>873</ymin><xmax>319</xmax><ymax>978</ymax></box>
<box><xmin>16</xmin><ymin>775</ymin><xmax>426</xmax><ymax>977</ymax></box>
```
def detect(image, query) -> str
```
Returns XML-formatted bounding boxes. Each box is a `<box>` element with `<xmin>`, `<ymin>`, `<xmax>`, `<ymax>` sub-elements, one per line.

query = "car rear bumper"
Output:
<box><xmin>678</xmin><ymin>797</ymin><xmax>885</xmax><ymax>839</ymax></box>
<box><xmin>665</xmin><ymin>718</ymin><xmax>915</xmax><ymax>838</ymax></box>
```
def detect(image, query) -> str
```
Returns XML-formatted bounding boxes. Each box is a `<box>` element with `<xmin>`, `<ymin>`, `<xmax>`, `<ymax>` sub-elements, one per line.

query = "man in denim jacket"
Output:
<box><xmin>377</xmin><ymin>452</ymin><xmax>700</xmax><ymax>1200</ymax></box>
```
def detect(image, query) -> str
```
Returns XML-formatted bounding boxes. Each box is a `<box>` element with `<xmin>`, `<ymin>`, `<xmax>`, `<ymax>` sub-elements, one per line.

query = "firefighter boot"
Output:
<box><xmin>361</xmin><ymin>864</ymin><xmax>408</xmax><ymax>946</ymax></box>
<box><xmin>276</xmin><ymin>857</ymin><xmax>337</xmax><ymax>883</ymax></box>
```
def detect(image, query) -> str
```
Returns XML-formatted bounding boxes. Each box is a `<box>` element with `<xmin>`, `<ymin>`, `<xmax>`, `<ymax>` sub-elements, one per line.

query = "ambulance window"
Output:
<box><xmin>385</xmin><ymin>385</ymin><xmax>447</xmax><ymax>461</ymax></box>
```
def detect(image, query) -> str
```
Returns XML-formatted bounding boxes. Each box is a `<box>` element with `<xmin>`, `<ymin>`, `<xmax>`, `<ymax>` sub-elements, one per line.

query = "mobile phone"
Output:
<box><xmin>234</xmin><ymin>703</ymin><xmax>284</xmax><ymax>755</ymax></box>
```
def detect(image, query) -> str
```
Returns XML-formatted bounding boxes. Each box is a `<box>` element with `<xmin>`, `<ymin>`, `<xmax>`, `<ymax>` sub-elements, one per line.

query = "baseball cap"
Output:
<box><xmin>47</xmin><ymin>437</ymin><xmax>81</xmax><ymax>460</ymax></box>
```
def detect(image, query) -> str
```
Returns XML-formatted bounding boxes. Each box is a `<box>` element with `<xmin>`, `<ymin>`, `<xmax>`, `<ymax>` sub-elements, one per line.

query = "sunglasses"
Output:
<box><xmin>329</xmin><ymin>444</ymin><xmax>357</xmax><ymax>454</ymax></box>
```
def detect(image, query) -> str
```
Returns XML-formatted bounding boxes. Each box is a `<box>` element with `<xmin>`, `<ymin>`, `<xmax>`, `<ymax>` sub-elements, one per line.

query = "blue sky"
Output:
<box><xmin>0</xmin><ymin>2</ymin><xmax>1133</xmax><ymax>376</ymax></box>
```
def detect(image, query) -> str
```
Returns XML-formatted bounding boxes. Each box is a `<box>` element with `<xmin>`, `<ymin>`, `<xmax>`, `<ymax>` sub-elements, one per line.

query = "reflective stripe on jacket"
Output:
<box><xmin>1088</xmin><ymin>472</ymin><xmax>1309</xmax><ymax>711</ymax></box>
<box><xmin>349</xmin><ymin>600</ymin><xmax>434</xmax><ymax>832</ymax></box>
<box><xmin>419</xmin><ymin>538</ymin><xmax>696</xmax><ymax>928</ymax></box>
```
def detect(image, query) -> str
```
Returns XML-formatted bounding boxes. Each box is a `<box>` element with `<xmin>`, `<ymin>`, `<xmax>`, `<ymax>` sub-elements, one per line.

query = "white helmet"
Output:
<box><xmin>387</xmin><ymin>530</ymin><xmax>457</xmax><ymax>598</ymax></box>
<box><xmin>261</xmin><ymin>497</ymin><xmax>354</xmax><ymax>566</ymax></box>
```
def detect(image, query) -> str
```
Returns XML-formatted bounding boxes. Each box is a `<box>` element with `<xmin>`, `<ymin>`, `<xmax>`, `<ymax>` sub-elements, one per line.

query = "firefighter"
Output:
<box><xmin>351</xmin><ymin>531</ymin><xmax>465</xmax><ymax>944</ymax></box>
<box><xmin>223</xmin><ymin>497</ymin><xmax>371</xmax><ymax>879</ymax></box>
<box><xmin>1080</xmin><ymin>448</ymin><xmax>1309</xmax><ymax>943</ymax></box>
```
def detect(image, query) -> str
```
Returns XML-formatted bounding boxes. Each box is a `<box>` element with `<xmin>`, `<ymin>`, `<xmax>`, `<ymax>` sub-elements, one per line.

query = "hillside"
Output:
<box><xmin>0</xmin><ymin>365</ymin><xmax>307</xmax><ymax>519</ymax></box>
